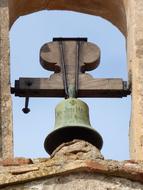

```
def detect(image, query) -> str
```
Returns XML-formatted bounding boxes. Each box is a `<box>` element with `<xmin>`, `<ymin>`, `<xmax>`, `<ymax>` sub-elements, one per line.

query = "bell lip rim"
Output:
<box><xmin>44</xmin><ymin>125</ymin><xmax>103</xmax><ymax>155</ymax></box>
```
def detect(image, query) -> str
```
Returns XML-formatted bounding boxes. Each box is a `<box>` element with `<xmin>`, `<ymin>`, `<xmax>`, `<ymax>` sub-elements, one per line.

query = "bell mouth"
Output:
<box><xmin>44</xmin><ymin>126</ymin><xmax>103</xmax><ymax>155</ymax></box>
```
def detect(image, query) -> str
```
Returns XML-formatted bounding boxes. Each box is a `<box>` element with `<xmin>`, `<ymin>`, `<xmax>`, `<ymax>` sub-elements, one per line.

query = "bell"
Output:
<box><xmin>44</xmin><ymin>98</ymin><xmax>103</xmax><ymax>154</ymax></box>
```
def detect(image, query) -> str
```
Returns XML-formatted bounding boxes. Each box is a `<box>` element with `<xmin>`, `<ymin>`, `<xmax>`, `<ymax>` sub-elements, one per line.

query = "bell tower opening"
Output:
<box><xmin>10</xmin><ymin>10</ymin><xmax>130</xmax><ymax>160</ymax></box>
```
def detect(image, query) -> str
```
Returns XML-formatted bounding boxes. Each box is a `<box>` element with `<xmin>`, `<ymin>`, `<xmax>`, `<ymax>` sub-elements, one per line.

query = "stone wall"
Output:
<box><xmin>2</xmin><ymin>173</ymin><xmax>143</xmax><ymax>190</ymax></box>
<box><xmin>0</xmin><ymin>0</ymin><xmax>13</xmax><ymax>159</ymax></box>
<box><xmin>127</xmin><ymin>0</ymin><xmax>143</xmax><ymax>160</ymax></box>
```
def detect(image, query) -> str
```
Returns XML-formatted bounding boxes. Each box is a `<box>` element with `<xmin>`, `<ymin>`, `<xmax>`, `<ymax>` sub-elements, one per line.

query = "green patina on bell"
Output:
<box><xmin>44</xmin><ymin>98</ymin><xmax>103</xmax><ymax>155</ymax></box>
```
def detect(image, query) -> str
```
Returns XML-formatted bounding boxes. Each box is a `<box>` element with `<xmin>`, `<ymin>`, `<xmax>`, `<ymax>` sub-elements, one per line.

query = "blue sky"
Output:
<box><xmin>10</xmin><ymin>10</ymin><xmax>131</xmax><ymax>160</ymax></box>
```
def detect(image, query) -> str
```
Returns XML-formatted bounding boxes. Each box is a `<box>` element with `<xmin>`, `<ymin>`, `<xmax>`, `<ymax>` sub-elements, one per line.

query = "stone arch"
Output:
<box><xmin>8</xmin><ymin>0</ymin><xmax>129</xmax><ymax>83</ymax></box>
<box><xmin>8</xmin><ymin>1</ymin><xmax>129</xmax><ymax>88</ymax></box>
<box><xmin>8</xmin><ymin>0</ymin><xmax>127</xmax><ymax>36</ymax></box>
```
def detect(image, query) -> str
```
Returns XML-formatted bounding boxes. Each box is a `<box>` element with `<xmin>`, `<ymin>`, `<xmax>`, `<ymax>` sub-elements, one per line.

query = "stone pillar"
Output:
<box><xmin>0</xmin><ymin>0</ymin><xmax>13</xmax><ymax>158</ymax></box>
<box><xmin>128</xmin><ymin>0</ymin><xmax>143</xmax><ymax>160</ymax></box>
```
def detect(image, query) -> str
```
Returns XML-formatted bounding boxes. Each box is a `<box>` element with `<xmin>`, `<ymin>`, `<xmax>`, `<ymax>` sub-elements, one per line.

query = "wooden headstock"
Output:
<box><xmin>12</xmin><ymin>38</ymin><xmax>130</xmax><ymax>98</ymax></box>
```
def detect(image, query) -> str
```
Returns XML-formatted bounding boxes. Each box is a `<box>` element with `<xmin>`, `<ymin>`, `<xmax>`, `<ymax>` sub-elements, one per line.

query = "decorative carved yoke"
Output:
<box><xmin>12</xmin><ymin>38</ymin><xmax>130</xmax><ymax>105</ymax></box>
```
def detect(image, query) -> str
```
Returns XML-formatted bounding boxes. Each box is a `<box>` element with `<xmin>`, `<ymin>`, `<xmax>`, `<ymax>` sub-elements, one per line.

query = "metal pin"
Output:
<box><xmin>22</xmin><ymin>97</ymin><xmax>30</xmax><ymax>114</ymax></box>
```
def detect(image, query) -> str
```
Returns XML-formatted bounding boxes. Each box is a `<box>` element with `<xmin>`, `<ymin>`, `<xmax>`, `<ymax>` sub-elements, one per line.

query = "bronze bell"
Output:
<box><xmin>44</xmin><ymin>98</ymin><xmax>103</xmax><ymax>154</ymax></box>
